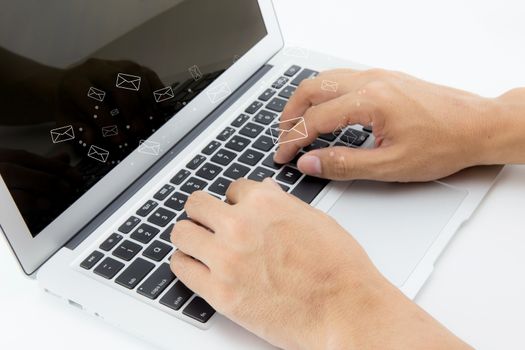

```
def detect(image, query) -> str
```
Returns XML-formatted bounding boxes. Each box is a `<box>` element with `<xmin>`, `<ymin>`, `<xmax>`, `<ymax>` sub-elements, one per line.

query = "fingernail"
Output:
<box><xmin>298</xmin><ymin>155</ymin><xmax>322</xmax><ymax>176</ymax></box>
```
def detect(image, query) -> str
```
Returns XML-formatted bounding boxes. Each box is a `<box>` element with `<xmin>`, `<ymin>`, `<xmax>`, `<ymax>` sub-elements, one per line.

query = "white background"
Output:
<box><xmin>1</xmin><ymin>0</ymin><xmax>525</xmax><ymax>349</ymax></box>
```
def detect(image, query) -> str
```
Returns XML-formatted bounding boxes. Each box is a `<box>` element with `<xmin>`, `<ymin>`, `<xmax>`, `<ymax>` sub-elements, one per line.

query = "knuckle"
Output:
<box><xmin>330</xmin><ymin>151</ymin><xmax>354</xmax><ymax>178</ymax></box>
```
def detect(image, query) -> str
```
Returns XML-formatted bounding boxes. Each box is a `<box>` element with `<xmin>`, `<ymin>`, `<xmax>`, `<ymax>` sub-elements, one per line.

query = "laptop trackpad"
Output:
<box><xmin>327</xmin><ymin>180</ymin><xmax>467</xmax><ymax>287</ymax></box>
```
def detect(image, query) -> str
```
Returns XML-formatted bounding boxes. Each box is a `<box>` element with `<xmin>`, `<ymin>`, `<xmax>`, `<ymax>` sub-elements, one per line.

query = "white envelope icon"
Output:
<box><xmin>188</xmin><ymin>65</ymin><xmax>203</xmax><ymax>81</ymax></box>
<box><xmin>87</xmin><ymin>145</ymin><xmax>109</xmax><ymax>163</ymax></box>
<box><xmin>50</xmin><ymin>125</ymin><xmax>75</xmax><ymax>144</ymax></box>
<box><xmin>321</xmin><ymin>79</ymin><xmax>338</xmax><ymax>92</ymax></box>
<box><xmin>283</xmin><ymin>46</ymin><xmax>310</xmax><ymax>59</ymax></box>
<box><xmin>138</xmin><ymin>140</ymin><xmax>161</xmax><ymax>156</ymax></box>
<box><xmin>153</xmin><ymin>86</ymin><xmax>174</xmax><ymax>103</ymax></box>
<box><xmin>87</xmin><ymin>87</ymin><xmax>106</xmax><ymax>102</ymax></box>
<box><xmin>116</xmin><ymin>73</ymin><xmax>141</xmax><ymax>91</ymax></box>
<box><xmin>339</xmin><ymin>128</ymin><xmax>367</xmax><ymax>147</ymax></box>
<box><xmin>206</xmin><ymin>82</ymin><xmax>231</xmax><ymax>104</ymax></box>
<box><xmin>269</xmin><ymin>117</ymin><xmax>308</xmax><ymax>145</ymax></box>
<box><xmin>101</xmin><ymin>125</ymin><xmax>118</xmax><ymax>138</ymax></box>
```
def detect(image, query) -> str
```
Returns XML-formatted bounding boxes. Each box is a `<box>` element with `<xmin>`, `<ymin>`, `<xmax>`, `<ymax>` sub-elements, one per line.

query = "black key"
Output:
<box><xmin>170</xmin><ymin>169</ymin><xmax>190</xmax><ymax>185</ymax></box>
<box><xmin>115</xmin><ymin>258</ymin><xmax>155</xmax><ymax>289</ymax></box>
<box><xmin>165</xmin><ymin>192</ymin><xmax>188</xmax><ymax>211</ymax></box>
<box><xmin>202</xmin><ymin>140</ymin><xmax>221</xmax><ymax>155</ymax></box>
<box><xmin>278</xmin><ymin>85</ymin><xmax>296</xmax><ymax>99</ymax></box>
<box><xmin>231</xmin><ymin>114</ymin><xmax>251</xmax><ymax>128</ymax></box>
<box><xmin>266</xmin><ymin>98</ymin><xmax>287</xmax><ymax>113</ymax></box>
<box><xmin>195</xmin><ymin>163</ymin><xmax>222</xmax><ymax>181</ymax></box>
<box><xmin>216</xmin><ymin>127</ymin><xmax>236</xmax><ymax>141</ymax></box>
<box><xmin>130</xmin><ymin>223</ymin><xmax>160</xmax><ymax>244</ymax></box>
<box><xmin>253</xmin><ymin>110</ymin><xmax>277</xmax><ymax>125</ymax></box>
<box><xmin>209</xmin><ymin>177</ymin><xmax>232</xmax><ymax>196</ymax></box>
<box><xmin>225</xmin><ymin>135</ymin><xmax>250</xmax><ymax>152</ymax></box>
<box><xmin>265</xmin><ymin>127</ymin><xmax>280</xmax><ymax>139</ymax></box>
<box><xmin>248</xmin><ymin>167</ymin><xmax>275</xmax><ymax>182</ymax></box>
<box><xmin>136</xmin><ymin>200</ymin><xmax>158</xmax><ymax>217</ymax></box>
<box><xmin>137</xmin><ymin>263</ymin><xmax>175</xmax><ymax>300</ymax></box>
<box><xmin>113</xmin><ymin>240</ymin><xmax>142</xmax><ymax>261</ymax></box>
<box><xmin>277</xmin><ymin>183</ymin><xmax>290</xmax><ymax>192</ymax></box>
<box><xmin>291</xmin><ymin>68</ymin><xmax>318</xmax><ymax>86</ymax></box>
<box><xmin>284</xmin><ymin>65</ymin><xmax>301</xmax><ymax>77</ymax></box>
<box><xmin>118</xmin><ymin>216</ymin><xmax>141</xmax><ymax>234</ymax></box>
<box><xmin>245</xmin><ymin>101</ymin><xmax>263</xmax><ymax>114</ymax></box>
<box><xmin>271</xmin><ymin>76</ymin><xmax>289</xmax><ymax>89</ymax></box>
<box><xmin>93</xmin><ymin>257</ymin><xmax>125</xmax><ymax>279</ymax></box>
<box><xmin>80</xmin><ymin>251</ymin><xmax>104</xmax><ymax>270</ymax></box>
<box><xmin>303</xmin><ymin>139</ymin><xmax>329</xmax><ymax>152</ymax></box>
<box><xmin>238</xmin><ymin>149</ymin><xmax>264</xmax><ymax>166</ymax></box>
<box><xmin>176</xmin><ymin>211</ymin><xmax>189</xmax><ymax>222</ymax></box>
<box><xmin>223</xmin><ymin>163</ymin><xmax>250</xmax><ymax>180</ymax></box>
<box><xmin>160</xmin><ymin>281</ymin><xmax>194</xmax><ymax>311</ymax></box>
<box><xmin>290</xmin><ymin>152</ymin><xmax>305</xmax><ymax>166</ymax></box>
<box><xmin>258</xmin><ymin>88</ymin><xmax>276</xmax><ymax>102</ymax></box>
<box><xmin>341</xmin><ymin>129</ymin><xmax>369</xmax><ymax>147</ymax></box>
<box><xmin>183</xmin><ymin>297</ymin><xmax>216</xmax><ymax>323</ymax></box>
<box><xmin>180</xmin><ymin>177</ymin><xmax>208</xmax><ymax>194</ymax></box>
<box><xmin>239</xmin><ymin>122</ymin><xmax>264</xmax><ymax>138</ymax></box>
<box><xmin>143</xmin><ymin>240</ymin><xmax>173</xmax><ymax>262</ymax></box>
<box><xmin>153</xmin><ymin>184</ymin><xmax>175</xmax><ymax>201</ymax></box>
<box><xmin>262</xmin><ymin>153</ymin><xmax>283</xmax><ymax>170</ymax></box>
<box><xmin>210</xmin><ymin>149</ymin><xmax>236</xmax><ymax>166</ymax></box>
<box><xmin>334</xmin><ymin>142</ymin><xmax>347</xmax><ymax>147</ymax></box>
<box><xmin>290</xmin><ymin>176</ymin><xmax>329</xmax><ymax>204</ymax></box>
<box><xmin>148</xmin><ymin>207</ymin><xmax>177</xmax><ymax>227</ymax></box>
<box><xmin>99</xmin><ymin>233</ymin><xmax>123</xmax><ymax>251</ymax></box>
<box><xmin>159</xmin><ymin>223</ymin><xmax>174</xmax><ymax>242</ymax></box>
<box><xmin>252</xmin><ymin>135</ymin><xmax>274</xmax><ymax>152</ymax></box>
<box><xmin>362</xmin><ymin>125</ymin><xmax>373</xmax><ymax>133</ymax></box>
<box><xmin>277</xmin><ymin>166</ymin><xmax>303</xmax><ymax>185</ymax></box>
<box><xmin>319</xmin><ymin>133</ymin><xmax>337</xmax><ymax>142</ymax></box>
<box><xmin>186</xmin><ymin>155</ymin><xmax>206</xmax><ymax>170</ymax></box>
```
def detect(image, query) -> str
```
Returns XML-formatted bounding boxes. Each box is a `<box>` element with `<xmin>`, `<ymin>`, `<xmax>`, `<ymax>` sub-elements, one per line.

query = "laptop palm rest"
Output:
<box><xmin>327</xmin><ymin>180</ymin><xmax>467</xmax><ymax>287</ymax></box>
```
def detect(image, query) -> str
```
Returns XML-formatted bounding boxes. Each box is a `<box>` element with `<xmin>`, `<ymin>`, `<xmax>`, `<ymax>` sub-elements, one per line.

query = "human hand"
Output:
<box><xmin>274</xmin><ymin>69</ymin><xmax>499</xmax><ymax>182</ymax></box>
<box><xmin>170</xmin><ymin>179</ymin><xmax>470</xmax><ymax>349</ymax></box>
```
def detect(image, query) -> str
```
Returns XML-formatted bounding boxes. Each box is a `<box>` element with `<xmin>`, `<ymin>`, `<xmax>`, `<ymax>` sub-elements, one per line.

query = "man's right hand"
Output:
<box><xmin>274</xmin><ymin>68</ymin><xmax>502</xmax><ymax>182</ymax></box>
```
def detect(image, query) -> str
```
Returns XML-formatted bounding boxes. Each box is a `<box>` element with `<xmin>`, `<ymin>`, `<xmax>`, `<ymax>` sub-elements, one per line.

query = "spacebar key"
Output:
<box><xmin>290</xmin><ymin>176</ymin><xmax>329</xmax><ymax>204</ymax></box>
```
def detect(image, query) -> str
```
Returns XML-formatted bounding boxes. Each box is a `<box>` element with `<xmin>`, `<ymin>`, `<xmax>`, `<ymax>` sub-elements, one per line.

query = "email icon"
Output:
<box><xmin>206</xmin><ymin>82</ymin><xmax>231</xmax><ymax>104</ymax></box>
<box><xmin>188</xmin><ymin>65</ymin><xmax>203</xmax><ymax>81</ymax></box>
<box><xmin>283</xmin><ymin>46</ymin><xmax>310</xmax><ymax>59</ymax></box>
<box><xmin>110</xmin><ymin>108</ymin><xmax>119</xmax><ymax>116</ymax></box>
<box><xmin>50</xmin><ymin>125</ymin><xmax>75</xmax><ymax>144</ymax></box>
<box><xmin>138</xmin><ymin>140</ymin><xmax>161</xmax><ymax>156</ymax></box>
<box><xmin>101</xmin><ymin>125</ymin><xmax>118</xmax><ymax>138</ymax></box>
<box><xmin>269</xmin><ymin>117</ymin><xmax>308</xmax><ymax>145</ymax></box>
<box><xmin>153</xmin><ymin>86</ymin><xmax>174</xmax><ymax>103</ymax></box>
<box><xmin>87</xmin><ymin>87</ymin><xmax>106</xmax><ymax>102</ymax></box>
<box><xmin>321</xmin><ymin>79</ymin><xmax>338</xmax><ymax>92</ymax></box>
<box><xmin>116</xmin><ymin>73</ymin><xmax>141</xmax><ymax>91</ymax></box>
<box><xmin>87</xmin><ymin>145</ymin><xmax>109</xmax><ymax>163</ymax></box>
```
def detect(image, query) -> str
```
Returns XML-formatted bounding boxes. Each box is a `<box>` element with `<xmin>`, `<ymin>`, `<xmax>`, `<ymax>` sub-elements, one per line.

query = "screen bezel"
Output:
<box><xmin>0</xmin><ymin>0</ymin><xmax>283</xmax><ymax>275</ymax></box>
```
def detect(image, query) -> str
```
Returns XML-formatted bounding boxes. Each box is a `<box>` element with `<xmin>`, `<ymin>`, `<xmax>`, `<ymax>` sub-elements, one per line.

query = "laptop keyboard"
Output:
<box><xmin>78</xmin><ymin>65</ymin><xmax>371</xmax><ymax>327</ymax></box>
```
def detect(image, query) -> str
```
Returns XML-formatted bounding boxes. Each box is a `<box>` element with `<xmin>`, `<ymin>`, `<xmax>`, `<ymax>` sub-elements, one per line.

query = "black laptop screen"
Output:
<box><xmin>0</xmin><ymin>0</ymin><xmax>267</xmax><ymax>237</ymax></box>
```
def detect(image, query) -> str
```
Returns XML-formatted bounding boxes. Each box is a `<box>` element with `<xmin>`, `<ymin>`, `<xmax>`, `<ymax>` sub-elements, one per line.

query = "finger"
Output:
<box><xmin>274</xmin><ymin>92</ymin><xmax>379</xmax><ymax>164</ymax></box>
<box><xmin>171</xmin><ymin>219</ymin><xmax>216</xmax><ymax>266</ymax></box>
<box><xmin>297</xmin><ymin>146</ymin><xmax>397</xmax><ymax>181</ymax></box>
<box><xmin>170</xmin><ymin>250</ymin><xmax>211</xmax><ymax>298</ymax></box>
<box><xmin>225</xmin><ymin>178</ymin><xmax>258</xmax><ymax>204</ymax></box>
<box><xmin>262</xmin><ymin>177</ymin><xmax>282</xmax><ymax>191</ymax></box>
<box><xmin>184</xmin><ymin>191</ymin><xmax>232</xmax><ymax>232</ymax></box>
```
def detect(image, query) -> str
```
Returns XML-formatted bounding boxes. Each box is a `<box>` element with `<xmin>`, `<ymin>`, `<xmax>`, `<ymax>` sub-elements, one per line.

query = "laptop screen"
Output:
<box><xmin>0</xmin><ymin>0</ymin><xmax>267</xmax><ymax>237</ymax></box>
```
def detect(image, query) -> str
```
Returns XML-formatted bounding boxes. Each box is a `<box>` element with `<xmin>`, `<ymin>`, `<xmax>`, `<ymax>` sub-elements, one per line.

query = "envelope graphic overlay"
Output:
<box><xmin>87</xmin><ymin>145</ymin><xmax>109</xmax><ymax>163</ymax></box>
<box><xmin>321</xmin><ymin>80</ymin><xmax>338</xmax><ymax>92</ymax></box>
<box><xmin>101</xmin><ymin>125</ymin><xmax>118</xmax><ymax>138</ymax></box>
<box><xmin>87</xmin><ymin>87</ymin><xmax>106</xmax><ymax>102</ymax></box>
<box><xmin>116</xmin><ymin>73</ymin><xmax>141</xmax><ymax>91</ymax></box>
<box><xmin>206</xmin><ymin>82</ymin><xmax>231</xmax><ymax>104</ymax></box>
<box><xmin>270</xmin><ymin>117</ymin><xmax>308</xmax><ymax>145</ymax></box>
<box><xmin>188</xmin><ymin>65</ymin><xmax>203</xmax><ymax>81</ymax></box>
<box><xmin>138</xmin><ymin>140</ymin><xmax>161</xmax><ymax>156</ymax></box>
<box><xmin>153</xmin><ymin>86</ymin><xmax>174</xmax><ymax>103</ymax></box>
<box><xmin>50</xmin><ymin>125</ymin><xmax>75</xmax><ymax>144</ymax></box>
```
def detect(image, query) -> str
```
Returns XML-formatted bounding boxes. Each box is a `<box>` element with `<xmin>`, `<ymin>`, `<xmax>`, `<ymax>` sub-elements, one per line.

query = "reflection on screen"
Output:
<box><xmin>0</xmin><ymin>0</ymin><xmax>266</xmax><ymax>236</ymax></box>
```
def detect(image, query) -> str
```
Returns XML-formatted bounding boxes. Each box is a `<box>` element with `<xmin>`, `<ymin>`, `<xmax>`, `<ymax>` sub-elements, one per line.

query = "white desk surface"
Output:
<box><xmin>1</xmin><ymin>1</ymin><xmax>524</xmax><ymax>349</ymax></box>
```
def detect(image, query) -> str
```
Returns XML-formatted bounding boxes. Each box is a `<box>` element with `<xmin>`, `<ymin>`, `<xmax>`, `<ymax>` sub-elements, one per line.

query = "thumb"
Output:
<box><xmin>296</xmin><ymin>146</ymin><xmax>395</xmax><ymax>181</ymax></box>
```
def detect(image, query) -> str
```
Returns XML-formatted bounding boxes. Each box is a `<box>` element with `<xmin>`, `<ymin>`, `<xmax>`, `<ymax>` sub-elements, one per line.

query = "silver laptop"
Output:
<box><xmin>0</xmin><ymin>0</ymin><xmax>502</xmax><ymax>348</ymax></box>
